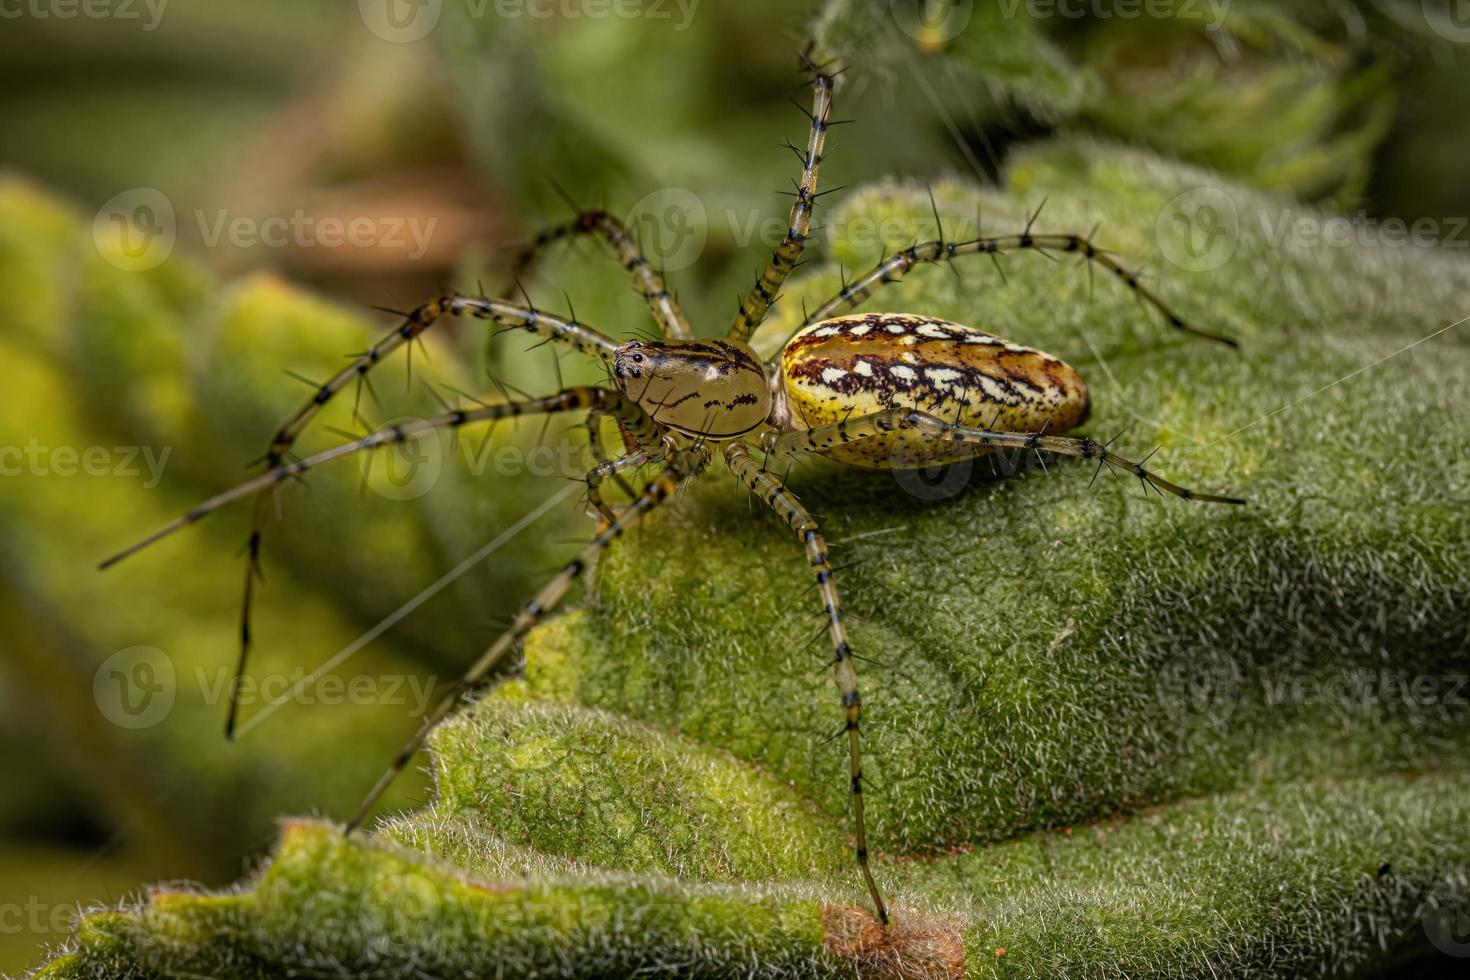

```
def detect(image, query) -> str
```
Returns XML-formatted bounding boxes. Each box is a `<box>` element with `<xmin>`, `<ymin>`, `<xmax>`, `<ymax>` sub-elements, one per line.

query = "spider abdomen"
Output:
<box><xmin>779</xmin><ymin>313</ymin><xmax>1089</xmax><ymax>468</ymax></box>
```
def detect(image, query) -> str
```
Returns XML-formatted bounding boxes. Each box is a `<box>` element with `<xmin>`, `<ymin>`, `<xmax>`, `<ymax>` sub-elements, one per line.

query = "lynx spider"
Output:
<box><xmin>102</xmin><ymin>55</ymin><xmax>1243</xmax><ymax>925</ymax></box>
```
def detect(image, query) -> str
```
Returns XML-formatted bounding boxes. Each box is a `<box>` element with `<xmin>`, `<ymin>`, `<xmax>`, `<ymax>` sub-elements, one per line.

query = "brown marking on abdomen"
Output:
<box><xmin>781</xmin><ymin>314</ymin><xmax>1090</xmax><ymax>468</ymax></box>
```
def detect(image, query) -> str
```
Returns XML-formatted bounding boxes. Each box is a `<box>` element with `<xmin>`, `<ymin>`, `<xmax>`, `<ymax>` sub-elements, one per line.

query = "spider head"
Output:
<box><xmin>613</xmin><ymin>338</ymin><xmax>771</xmax><ymax>439</ymax></box>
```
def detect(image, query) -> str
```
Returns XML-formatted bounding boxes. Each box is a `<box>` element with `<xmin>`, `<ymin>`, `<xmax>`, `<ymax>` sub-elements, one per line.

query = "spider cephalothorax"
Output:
<box><xmin>102</xmin><ymin>55</ymin><xmax>1242</xmax><ymax>928</ymax></box>
<box><xmin>613</xmin><ymin>338</ymin><xmax>771</xmax><ymax>438</ymax></box>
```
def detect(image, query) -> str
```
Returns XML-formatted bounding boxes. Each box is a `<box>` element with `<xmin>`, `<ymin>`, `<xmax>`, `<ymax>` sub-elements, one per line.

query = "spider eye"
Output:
<box><xmin>632</xmin><ymin>354</ymin><xmax>644</xmax><ymax>363</ymax></box>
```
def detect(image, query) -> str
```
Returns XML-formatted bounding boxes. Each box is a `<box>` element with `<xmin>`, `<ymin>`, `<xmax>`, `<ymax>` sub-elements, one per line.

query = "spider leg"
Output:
<box><xmin>767</xmin><ymin>409</ymin><xmax>1245</xmax><ymax>505</ymax></box>
<box><xmin>585</xmin><ymin>447</ymin><xmax>662</xmax><ymax>525</ymax></box>
<box><xmin>102</xmin><ymin>386</ymin><xmax>658</xmax><ymax>565</ymax></box>
<box><xmin>724</xmin><ymin>441</ymin><xmax>888</xmax><ymax>925</ymax></box>
<box><xmin>501</xmin><ymin>209</ymin><xmax>694</xmax><ymax>339</ymax></box>
<box><xmin>214</xmin><ymin>296</ymin><xmax>617</xmax><ymax>738</ymax></box>
<box><xmin>346</xmin><ymin>444</ymin><xmax>710</xmax><ymax>832</ymax></box>
<box><xmin>584</xmin><ymin>411</ymin><xmax>639</xmax><ymax>503</ymax></box>
<box><xmin>99</xmin><ymin>386</ymin><xmax>659</xmax><ymax>736</ymax></box>
<box><xmin>727</xmin><ymin>62</ymin><xmax>837</xmax><ymax>343</ymax></box>
<box><xmin>787</xmin><ymin>232</ymin><xmax>1238</xmax><ymax>351</ymax></box>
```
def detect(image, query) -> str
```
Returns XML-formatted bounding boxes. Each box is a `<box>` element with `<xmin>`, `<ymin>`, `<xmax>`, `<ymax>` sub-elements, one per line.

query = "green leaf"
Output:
<box><xmin>0</xmin><ymin>174</ymin><xmax>575</xmax><ymax>875</ymax></box>
<box><xmin>29</xmin><ymin>140</ymin><xmax>1470</xmax><ymax>977</ymax></box>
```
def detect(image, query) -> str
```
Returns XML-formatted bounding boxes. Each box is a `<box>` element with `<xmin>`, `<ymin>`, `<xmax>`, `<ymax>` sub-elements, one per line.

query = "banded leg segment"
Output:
<box><xmin>579</xmin><ymin>411</ymin><xmax>637</xmax><ymax>511</ymax></box>
<box><xmin>281</xmin><ymin>294</ymin><xmax>618</xmax><ymax>463</ymax></box>
<box><xmin>765</xmin><ymin>409</ymin><xmax>1245</xmax><ymax>505</ymax></box>
<box><xmin>215</xmin><ymin>295</ymin><xmax>614</xmax><ymax>737</ymax></box>
<box><xmin>258</xmin><ymin>294</ymin><xmax>618</xmax><ymax>528</ymax></box>
<box><xmin>502</xmin><ymin>209</ymin><xmax>693</xmax><ymax>339</ymax></box>
<box><xmin>586</xmin><ymin>449</ymin><xmax>659</xmax><ymax>524</ymax></box>
<box><xmin>727</xmin><ymin>67</ymin><xmax>835</xmax><ymax>343</ymax></box>
<box><xmin>724</xmin><ymin>442</ymin><xmax>888</xmax><ymax>925</ymax></box>
<box><xmin>100</xmin><ymin>385</ymin><xmax>656</xmax><ymax>736</ymax></box>
<box><xmin>795</xmin><ymin>233</ymin><xmax>1237</xmax><ymax>350</ymax></box>
<box><xmin>100</xmin><ymin>388</ymin><xmax>657</xmax><ymax>568</ymax></box>
<box><xmin>346</xmin><ymin>445</ymin><xmax>710</xmax><ymax>832</ymax></box>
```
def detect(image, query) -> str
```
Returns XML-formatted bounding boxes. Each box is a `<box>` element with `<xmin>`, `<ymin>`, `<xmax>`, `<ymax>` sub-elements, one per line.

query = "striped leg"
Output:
<box><xmin>585</xmin><ymin>448</ymin><xmax>659</xmax><ymax>524</ymax></box>
<box><xmin>787</xmin><ymin>232</ymin><xmax>1237</xmax><ymax>353</ymax></box>
<box><xmin>99</xmin><ymin>387</ymin><xmax>659</xmax><ymax>735</ymax></box>
<box><xmin>346</xmin><ymin>445</ymin><xmax>710</xmax><ymax>832</ymax></box>
<box><xmin>724</xmin><ymin>442</ymin><xmax>888</xmax><ymax>925</ymax></box>
<box><xmin>502</xmin><ymin>209</ymin><xmax>693</xmax><ymax>339</ymax></box>
<box><xmin>765</xmin><ymin>409</ymin><xmax>1245</xmax><ymax>505</ymax></box>
<box><xmin>220</xmin><ymin>295</ymin><xmax>617</xmax><ymax>738</ymax></box>
<box><xmin>727</xmin><ymin>63</ymin><xmax>836</xmax><ymax>343</ymax></box>
<box><xmin>101</xmin><ymin>387</ymin><xmax>657</xmax><ymax>565</ymax></box>
<box><xmin>584</xmin><ymin>410</ymin><xmax>640</xmax><ymax>507</ymax></box>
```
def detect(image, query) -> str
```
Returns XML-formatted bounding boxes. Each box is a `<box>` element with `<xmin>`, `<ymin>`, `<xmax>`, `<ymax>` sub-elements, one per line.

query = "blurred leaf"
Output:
<box><xmin>0</xmin><ymin>171</ymin><xmax>585</xmax><ymax>940</ymax></box>
<box><xmin>806</xmin><ymin>0</ymin><xmax>1428</xmax><ymax>204</ymax></box>
<box><xmin>1075</xmin><ymin>4</ymin><xmax>1397</xmax><ymax>204</ymax></box>
<box><xmin>813</xmin><ymin>0</ymin><xmax>1093</xmax><ymax>118</ymax></box>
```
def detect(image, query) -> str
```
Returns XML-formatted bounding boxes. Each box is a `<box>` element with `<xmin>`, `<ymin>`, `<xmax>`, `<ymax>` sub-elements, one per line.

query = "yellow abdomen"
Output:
<box><xmin>779</xmin><ymin>313</ymin><xmax>1090</xmax><ymax>468</ymax></box>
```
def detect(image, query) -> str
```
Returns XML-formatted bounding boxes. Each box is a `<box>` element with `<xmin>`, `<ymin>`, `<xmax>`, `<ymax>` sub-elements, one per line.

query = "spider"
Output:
<box><xmin>101</xmin><ymin>57</ymin><xmax>1243</xmax><ymax>927</ymax></box>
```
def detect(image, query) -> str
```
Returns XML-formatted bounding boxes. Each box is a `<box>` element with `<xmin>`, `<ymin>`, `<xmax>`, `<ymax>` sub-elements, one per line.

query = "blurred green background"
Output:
<box><xmin>2</xmin><ymin>0</ymin><xmax>1469</xmax><ymax>973</ymax></box>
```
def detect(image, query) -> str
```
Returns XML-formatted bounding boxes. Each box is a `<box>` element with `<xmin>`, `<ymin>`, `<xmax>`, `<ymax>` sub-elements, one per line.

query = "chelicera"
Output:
<box><xmin>101</xmin><ymin>57</ymin><xmax>1242</xmax><ymax>926</ymax></box>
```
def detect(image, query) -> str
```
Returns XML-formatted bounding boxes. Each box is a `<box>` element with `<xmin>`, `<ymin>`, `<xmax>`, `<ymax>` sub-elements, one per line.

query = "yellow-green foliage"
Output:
<box><xmin>0</xmin><ymin>173</ymin><xmax>574</xmax><ymax>921</ymax></box>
